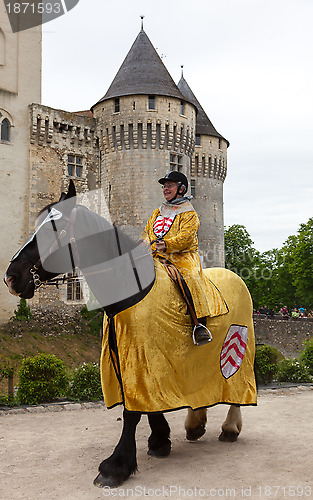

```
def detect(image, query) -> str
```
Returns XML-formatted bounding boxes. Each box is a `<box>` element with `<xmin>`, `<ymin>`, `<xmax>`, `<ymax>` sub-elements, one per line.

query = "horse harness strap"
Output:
<box><xmin>158</xmin><ymin>258</ymin><xmax>199</xmax><ymax>327</ymax></box>
<box><xmin>30</xmin><ymin>207</ymin><xmax>79</xmax><ymax>289</ymax></box>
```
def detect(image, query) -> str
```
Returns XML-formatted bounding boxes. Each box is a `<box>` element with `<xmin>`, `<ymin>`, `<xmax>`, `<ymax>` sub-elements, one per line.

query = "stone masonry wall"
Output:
<box><xmin>28</xmin><ymin>104</ymin><xmax>99</xmax><ymax>308</ymax></box>
<box><xmin>0</xmin><ymin>6</ymin><xmax>41</xmax><ymax>322</ymax></box>
<box><xmin>93</xmin><ymin>94</ymin><xmax>196</xmax><ymax>239</ymax></box>
<box><xmin>191</xmin><ymin>135</ymin><xmax>227</xmax><ymax>267</ymax></box>
<box><xmin>254</xmin><ymin>316</ymin><xmax>313</xmax><ymax>357</ymax></box>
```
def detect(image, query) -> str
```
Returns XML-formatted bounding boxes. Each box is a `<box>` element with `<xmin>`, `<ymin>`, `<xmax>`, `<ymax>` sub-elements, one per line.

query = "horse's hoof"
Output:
<box><xmin>186</xmin><ymin>426</ymin><xmax>206</xmax><ymax>441</ymax></box>
<box><xmin>218</xmin><ymin>430</ymin><xmax>239</xmax><ymax>442</ymax></box>
<box><xmin>93</xmin><ymin>472</ymin><xmax>124</xmax><ymax>488</ymax></box>
<box><xmin>147</xmin><ymin>442</ymin><xmax>171</xmax><ymax>458</ymax></box>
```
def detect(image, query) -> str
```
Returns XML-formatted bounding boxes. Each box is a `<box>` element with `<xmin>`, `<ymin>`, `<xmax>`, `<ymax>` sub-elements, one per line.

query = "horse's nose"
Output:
<box><xmin>4</xmin><ymin>274</ymin><xmax>19</xmax><ymax>296</ymax></box>
<box><xmin>4</xmin><ymin>273</ymin><xmax>11</xmax><ymax>287</ymax></box>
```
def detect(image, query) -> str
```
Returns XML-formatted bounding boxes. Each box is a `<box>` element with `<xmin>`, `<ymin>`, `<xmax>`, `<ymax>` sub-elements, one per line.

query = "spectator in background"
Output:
<box><xmin>291</xmin><ymin>308</ymin><xmax>300</xmax><ymax>318</ymax></box>
<box><xmin>308</xmin><ymin>310</ymin><xmax>313</xmax><ymax>318</ymax></box>
<box><xmin>280</xmin><ymin>306</ymin><xmax>289</xmax><ymax>318</ymax></box>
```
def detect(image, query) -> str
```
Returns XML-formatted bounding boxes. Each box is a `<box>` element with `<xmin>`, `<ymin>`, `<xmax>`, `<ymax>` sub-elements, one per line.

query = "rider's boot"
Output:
<box><xmin>192</xmin><ymin>317</ymin><xmax>213</xmax><ymax>346</ymax></box>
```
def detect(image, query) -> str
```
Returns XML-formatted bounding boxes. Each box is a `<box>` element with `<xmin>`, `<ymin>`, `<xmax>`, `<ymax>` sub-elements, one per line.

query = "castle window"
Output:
<box><xmin>148</xmin><ymin>95</ymin><xmax>155</xmax><ymax>110</ymax></box>
<box><xmin>180</xmin><ymin>101</ymin><xmax>185</xmax><ymax>115</ymax></box>
<box><xmin>133</xmin><ymin>101</ymin><xmax>136</xmax><ymax>110</ymax></box>
<box><xmin>191</xmin><ymin>179</ymin><xmax>196</xmax><ymax>198</ymax></box>
<box><xmin>218</xmin><ymin>138</ymin><xmax>222</xmax><ymax>149</ymax></box>
<box><xmin>170</xmin><ymin>153</ymin><xmax>183</xmax><ymax>172</ymax></box>
<box><xmin>1</xmin><ymin>118</ymin><xmax>10</xmax><ymax>142</ymax></box>
<box><xmin>195</xmin><ymin>134</ymin><xmax>201</xmax><ymax>146</ymax></box>
<box><xmin>114</xmin><ymin>98</ymin><xmax>120</xmax><ymax>113</ymax></box>
<box><xmin>68</xmin><ymin>155</ymin><xmax>83</xmax><ymax>177</ymax></box>
<box><xmin>66</xmin><ymin>270</ymin><xmax>83</xmax><ymax>302</ymax></box>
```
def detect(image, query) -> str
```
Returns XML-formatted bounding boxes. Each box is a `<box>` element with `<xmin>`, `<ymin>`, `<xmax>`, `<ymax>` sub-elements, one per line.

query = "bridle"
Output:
<box><xmin>21</xmin><ymin>206</ymin><xmax>79</xmax><ymax>292</ymax></box>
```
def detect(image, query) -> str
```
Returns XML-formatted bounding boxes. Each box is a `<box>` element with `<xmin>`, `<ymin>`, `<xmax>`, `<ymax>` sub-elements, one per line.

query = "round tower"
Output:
<box><xmin>91</xmin><ymin>27</ymin><xmax>197</xmax><ymax>239</ymax></box>
<box><xmin>178</xmin><ymin>73</ymin><xmax>229</xmax><ymax>268</ymax></box>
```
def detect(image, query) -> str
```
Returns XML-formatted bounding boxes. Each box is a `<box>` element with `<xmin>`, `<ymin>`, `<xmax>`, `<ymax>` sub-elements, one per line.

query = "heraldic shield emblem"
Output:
<box><xmin>221</xmin><ymin>325</ymin><xmax>248</xmax><ymax>379</ymax></box>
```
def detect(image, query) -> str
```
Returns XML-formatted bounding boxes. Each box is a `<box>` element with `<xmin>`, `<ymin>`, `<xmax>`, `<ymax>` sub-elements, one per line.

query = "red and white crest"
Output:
<box><xmin>220</xmin><ymin>325</ymin><xmax>248</xmax><ymax>379</ymax></box>
<box><xmin>153</xmin><ymin>215</ymin><xmax>175</xmax><ymax>238</ymax></box>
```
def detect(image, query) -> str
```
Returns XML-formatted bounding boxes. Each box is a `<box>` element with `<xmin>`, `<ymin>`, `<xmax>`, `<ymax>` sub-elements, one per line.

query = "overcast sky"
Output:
<box><xmin>42</xmin><ymin>0</ymin><xmax>313</xmax><ymax>253</ymax></box>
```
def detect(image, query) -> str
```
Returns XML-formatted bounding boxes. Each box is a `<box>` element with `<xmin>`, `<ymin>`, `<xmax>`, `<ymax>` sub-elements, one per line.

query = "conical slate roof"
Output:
<box><xmin>92</xmin><ymin>29</ymin><xmax>189</xmax><ymax>108</ymax></box>
<box><xmin>178</xmin><ymin>75</ymin><xmax>229</xmax><ymax>147</ymax></box>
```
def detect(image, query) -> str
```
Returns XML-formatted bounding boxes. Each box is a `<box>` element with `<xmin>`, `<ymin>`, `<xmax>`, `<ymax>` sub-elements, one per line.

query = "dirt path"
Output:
<box><xmin>1</xmin><ymin>388</ymin><xmax>312</xmax><ymax>500</ymax></box>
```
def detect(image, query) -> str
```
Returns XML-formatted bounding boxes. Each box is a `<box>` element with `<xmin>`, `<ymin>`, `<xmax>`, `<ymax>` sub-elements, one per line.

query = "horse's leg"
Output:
<box><xmin>147</xmin><ymin>413</ymin><xmax>171</xmax><ymax>457</ymax></box>
<box><xmin>219</xmin><ymin>404</ymin><xmax>242</xmax><ymax>442</ymax></box>
<box><xmin>94</xmin><ymin>409</ymin><xmax>141</xmax><ymax>488</ymax></box>
<box><xmin>185</xmin><ymin>408</ymin><xmax>207</xmax><ymax>441</ymax></box>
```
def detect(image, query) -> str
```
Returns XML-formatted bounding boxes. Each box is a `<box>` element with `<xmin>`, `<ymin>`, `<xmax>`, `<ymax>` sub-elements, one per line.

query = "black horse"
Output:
<box><xmin>4</xmin><ymin>181</ymin><xmax>256</xmax><ymax>487</ymax></box>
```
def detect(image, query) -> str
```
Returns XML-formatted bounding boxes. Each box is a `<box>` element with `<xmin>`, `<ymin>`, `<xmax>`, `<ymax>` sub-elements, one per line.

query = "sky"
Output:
<box><xmin>42</xmin><ymin>0</ymin><xmax>313</xmax><ymax>253</ymax></box>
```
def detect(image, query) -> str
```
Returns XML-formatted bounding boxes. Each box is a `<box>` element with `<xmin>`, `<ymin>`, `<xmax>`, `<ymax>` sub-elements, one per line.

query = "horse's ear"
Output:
<box><xmin>65</xmin><ymin>179</ymin><xmax>76</xmax><ymax>199</ymax></box>
<box><xmin>59</xmin><ymin>192</ymin><xmax>67</xmax><ymax>202</ymax></box>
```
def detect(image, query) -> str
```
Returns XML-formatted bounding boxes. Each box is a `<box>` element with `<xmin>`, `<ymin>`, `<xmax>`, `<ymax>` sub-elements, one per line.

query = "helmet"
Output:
<box><xmin>158</xmin><ymin>171</ymin><xmax>188</xmax><ymax>194</ymax></box>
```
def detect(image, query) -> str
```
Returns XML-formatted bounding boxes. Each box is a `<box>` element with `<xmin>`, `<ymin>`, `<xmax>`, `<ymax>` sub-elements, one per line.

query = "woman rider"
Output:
<box><xmin>142</xmin><ymin>171</ymin><xmax>228</xmax><ymax>346</ymax></box>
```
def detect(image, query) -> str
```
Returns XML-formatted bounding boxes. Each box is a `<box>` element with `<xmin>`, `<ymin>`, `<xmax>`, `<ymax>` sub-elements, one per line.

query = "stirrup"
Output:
<box><xmin>192</xmin><ymin>324</ymin><xmax>213</xmax><ymax>346</ymax></box>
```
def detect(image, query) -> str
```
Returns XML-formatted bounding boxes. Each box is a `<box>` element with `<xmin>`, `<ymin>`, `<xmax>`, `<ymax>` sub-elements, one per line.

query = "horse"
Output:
<box><xmin>4</xmin><ymin>180</ymin><xmax>257</xmax><ymax>488</ymax></box>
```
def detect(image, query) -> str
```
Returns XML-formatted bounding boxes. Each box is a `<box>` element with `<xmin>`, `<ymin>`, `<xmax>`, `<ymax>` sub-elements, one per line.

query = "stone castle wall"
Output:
<box><xmin>254</xmin><ymin>316</ymin><xmax>313</xmax><ymax>357</ymax></box>
<box><xmin>29</xmin><ymin>104</ymin><xmax>99</xmax><ymax>228</ymax></box>
<box><xmin>93</xmin><ymin>94</ymin><xmax>196</xmax><ymax>238</ymax></box>
<box><xmin>28</xmin><ymin>104</ymin><xmax>99</xmax><ymax>308</ymax></box>
<box><xmin>191</xmin><ymin>135</ymin><xmax>227</xmax><ymax>267</ymax></box>
<box><xmin>0</xmin><ymin>5</ymin><xmax>41</xmax><ymax>322</ymax></box>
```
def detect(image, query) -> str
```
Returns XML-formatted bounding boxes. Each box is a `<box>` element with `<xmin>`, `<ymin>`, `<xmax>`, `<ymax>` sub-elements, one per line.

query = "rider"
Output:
<box><xmin>142</xmin><ymin>171</ymin><xmax>227</xmax><ymax>346</ymax></box>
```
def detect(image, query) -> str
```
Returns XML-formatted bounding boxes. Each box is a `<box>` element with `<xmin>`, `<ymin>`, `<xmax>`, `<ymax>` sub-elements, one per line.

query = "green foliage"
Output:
<box><xmin>68</xmin><ymin>362</ymin><xmax>102</xmax><ymax>402</ymax></box>
<box><xmin>254</xmin><ymin>344</ymin><xmax>281</xmax><ymax>384</ymax></box>
<box><xmin>80</xmin><ymin>306</ymin><xmax>104</xmax><ymax>336</ymax></box>
<box><xmin>300</xmin><ymin>339</ymin><xmax>313</xmax><ymax>375</ymax></box>
<box><xmin>224</xmin><ymin>219</ymin><xmax>313</xmax><ymax>311</ymax></box>
<box><xmin>286</xmin><ymin>219</ymin><xmax>313</xmax><ymax>306</ymax></box>
<box><xmin>277</xmin><ymin>358</ymin><xmax>312</xmax><ymax>383</ymax></box>
<box><xmin>11</xmin><ymin>298</ymin><xmax>32</xmax><ymax>321</ymax></box>
<box><xmin>17</xmin><ymin>353</ymin><xmax>69</xmax><ymax>405</ymax></box>
<box><xmin>224</xmin><ymin>224</ymin><xmax>259</xmax><ymax>278</ymax></box>
<box><xmin>0</xmin><ymin>359</ymin><xmax>14</xmax><ymax>382</ymax></box>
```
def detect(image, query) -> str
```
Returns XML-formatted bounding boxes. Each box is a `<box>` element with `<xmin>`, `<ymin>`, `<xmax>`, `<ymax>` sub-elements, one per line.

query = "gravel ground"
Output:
<box><xmin>0</xmin><ymin>387</ymin><xmax>313</xmax><ymax>500</ymax></box>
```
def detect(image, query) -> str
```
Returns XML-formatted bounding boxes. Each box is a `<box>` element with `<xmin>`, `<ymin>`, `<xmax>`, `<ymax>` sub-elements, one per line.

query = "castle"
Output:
<box><xmin>0</xmin><ymin>10</ymin><xmax>229</xmax><ymax>321</ymax></box>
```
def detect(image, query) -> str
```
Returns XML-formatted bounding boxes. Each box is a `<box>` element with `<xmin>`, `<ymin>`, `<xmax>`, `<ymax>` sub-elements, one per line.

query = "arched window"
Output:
<box><xmin>1</xmin><ymin>118</ymin><xmax>10</xmax><ymax>142</ymax></box>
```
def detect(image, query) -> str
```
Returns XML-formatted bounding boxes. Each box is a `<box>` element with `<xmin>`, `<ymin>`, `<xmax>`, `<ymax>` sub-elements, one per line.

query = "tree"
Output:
<box><xmin>224</xmin><ymin>220</ymin><xmax>313</xmax><ymax>312</ymax></box>
<box><xmin>224</xmin><ymin>224</ymin><xmax>258</xmax><ymax>279</ymax></box>
<box><xmin>285</xmin><ymin>218</ymin><xmax>313</xmax><ymax>307</ymax></box>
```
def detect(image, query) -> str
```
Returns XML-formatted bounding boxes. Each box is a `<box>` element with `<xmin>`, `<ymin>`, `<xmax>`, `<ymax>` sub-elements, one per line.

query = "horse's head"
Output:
<box><xmin>4</xmin><ymin>181</ymin><xmax>77</xmax><ymax>299</ymax></box>
<box><xmin>5</xmin><ymin>180</ymin><xmax>155</xmax><ymax>311</ymax></box>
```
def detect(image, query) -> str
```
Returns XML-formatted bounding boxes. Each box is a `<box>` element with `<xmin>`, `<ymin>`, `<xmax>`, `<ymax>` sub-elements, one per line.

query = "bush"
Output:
<box><xmin>17</xmin><ymin>353</ymin><xmax>69</xmax><ymax>405</ymax></box>
<box><xmin>11</xmin><ymin>298</ymin><xmax>32</xmax><ymax>321</ymax></box>
<box><xmin>300</xmin><ymin>339</ymin><xmax>313</xmax><ymax>375</ymax></box>
<box><xmin>255</xmin><ymin>344</ymin><xmax>282</xmax><ymax>384</ymax></box>
<box><xmin>69</xmin><ymin>362</ymin><xmax>102</xmax><ymax>402</ymax></box>
<box><xmin>277</xmin><ymin>358</ymin><xmax>312</xmax><ymax>383</ymax></box>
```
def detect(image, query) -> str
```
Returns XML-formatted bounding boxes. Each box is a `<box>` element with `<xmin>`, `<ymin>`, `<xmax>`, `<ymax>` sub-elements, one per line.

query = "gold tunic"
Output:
<box><xmin>142</xmin><ymin>202</ymin><xmax>228</xmax><ymax>318</ymax></box>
